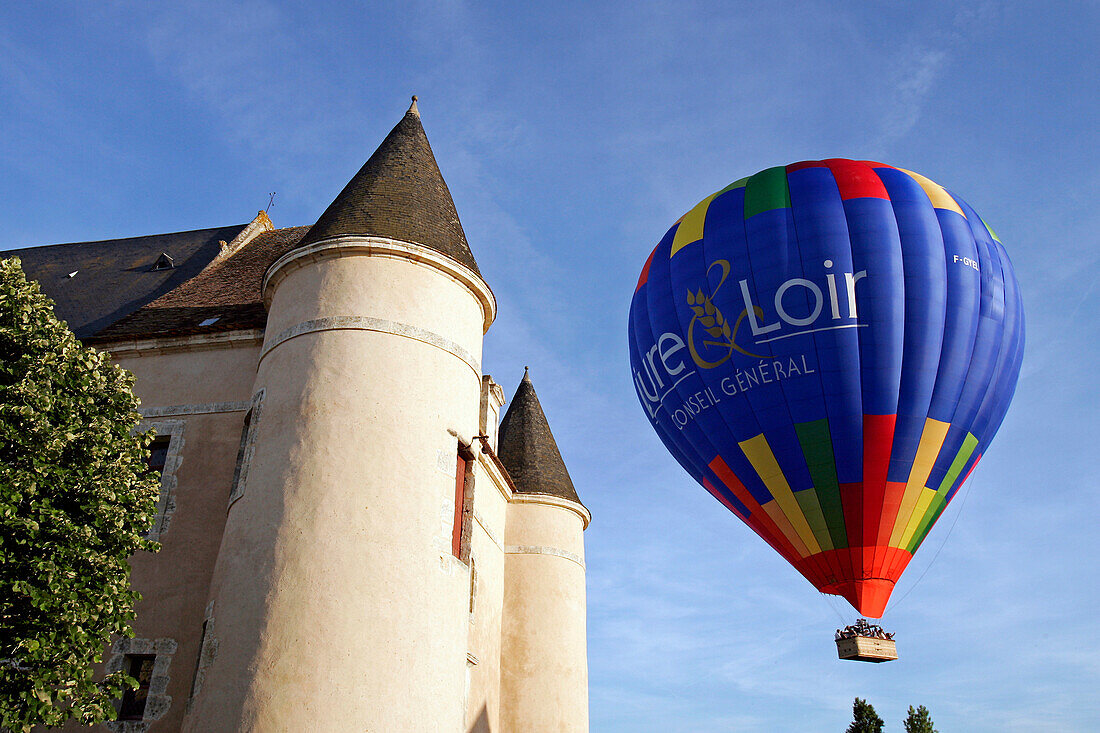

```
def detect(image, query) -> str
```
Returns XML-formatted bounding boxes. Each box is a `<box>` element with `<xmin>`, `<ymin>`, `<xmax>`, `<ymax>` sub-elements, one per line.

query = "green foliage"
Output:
<box><xmin>846</xmin><ymin>697</ymin><xmax>885</xmax><ymax>733</ymax></box>
<box><xmin>903</xmin><ymin>704</ymin><xmax>938</xmax><ymax>733</ymax></box>
<box><xmin>0</xmin><ymin>258</ymin><xmax>160</xmax><ymax>732</ymax></box>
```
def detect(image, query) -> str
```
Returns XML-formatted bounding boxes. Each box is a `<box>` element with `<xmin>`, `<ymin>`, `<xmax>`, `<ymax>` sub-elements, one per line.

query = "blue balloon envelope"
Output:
<box><xmin>628</xmin><ymin>159</ymin><xmax>1024</xmax><ymax>617</ymax></box>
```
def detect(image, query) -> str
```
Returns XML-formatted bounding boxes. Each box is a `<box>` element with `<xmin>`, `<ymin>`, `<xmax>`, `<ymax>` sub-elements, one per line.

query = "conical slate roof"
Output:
<box><xmin>297</xmin><ymin>97</ymin><xmax>481</xmax><ymax>276</ymax></box>
<box><xmin>497</xmin><ymin>369</ymin><xmax>581</xmax><ymax>505</ymax></box>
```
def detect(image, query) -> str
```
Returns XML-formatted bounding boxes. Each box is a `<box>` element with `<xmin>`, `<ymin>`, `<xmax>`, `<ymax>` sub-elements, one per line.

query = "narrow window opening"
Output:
<box><xmin>229</xmin><ymin>409</ymin><xmax>253</xmax><ymax>501</ymax></box>
<box><xmin>142</xmin><ymin>435</ymin><xmax>172</xmax><ymax>539</ymax></box>
<box><xmin>469</xmin><ymin>558</ymin><xmax>477</xmax><ymax>615</ymax></box>
<box><xmin>146</xmin><ymin>436</ymin><xmax>171</xmax><ymax>476</ymax></box>
<box><xmin>189</xmin><ymin>620</ymin><xmax>210</xmax><ymax>699</ymax></box>
<box><xmin>227</xmin><ymin>391</ymin><xmax>264</xmax><ymax>509</ymax></box>
<box><xmin>451</xmin><ymin>443</ymin><xmax>476</xmax><ymax>562</ymax></box>
<box><xmin>119</xmin><ymin>654</ymin><xmax>156</xmax><ymax>720</ymax></box>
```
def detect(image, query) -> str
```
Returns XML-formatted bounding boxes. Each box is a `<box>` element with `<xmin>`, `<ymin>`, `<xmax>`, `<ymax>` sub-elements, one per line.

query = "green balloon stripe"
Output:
<box><xmin>743</xmin><ymin>166</ymin><xmax>791</xmax><ymax>219</ymax></box>
<box><xmin>794</xmin><ymin>419</ymin><xmax>848</xmax><ymax>549</ymax></box>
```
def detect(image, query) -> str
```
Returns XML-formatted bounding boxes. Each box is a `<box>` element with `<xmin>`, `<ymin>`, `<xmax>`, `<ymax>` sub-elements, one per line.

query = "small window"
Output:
<box><xmin>189</xmin><ymin>619</ymin><xmax>210</xmax><ymax>699</ymax></box>
<box><xmin>151</xmin><ymin>253</ymin><xmax>175</xmax><ymax>271</ymax></box>
<box><xmin>119</xmin><ymin>654</ymin><xmax>156</xmax><ymax>720</ymax></box>
<box><xmin>136</xmin><ymin>421</ymin><xmax>183</xmax><ymax>543</ymax></box>
<box><xmin>146</xmin><ymin>436</ymin><xmax>171</xmax><ymax>475</ymax></box>
<box><xmin>227</xmin><ymin>390</ymin><xmax>265</xmax><ymax>509</ymax></box>
<box><xmin>144</xmin><ymin>436</ymin><xmax>173</xmax><ymax>535</ymax></box>
<box><xmin>228</xmin><ymin>410</ymin><xmax>252</xmax><ymax>505</ymax></box>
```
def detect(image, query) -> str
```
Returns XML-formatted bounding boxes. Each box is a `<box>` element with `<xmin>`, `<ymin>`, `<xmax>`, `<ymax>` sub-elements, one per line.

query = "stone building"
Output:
<box><xmin>5</xmin><ymin>98</ymin><xmax>590</xmax><ymax>733</ymax></box>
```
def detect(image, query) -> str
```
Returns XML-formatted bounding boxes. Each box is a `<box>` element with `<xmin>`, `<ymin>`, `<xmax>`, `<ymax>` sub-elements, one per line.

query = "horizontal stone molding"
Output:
<box><xmin>510</xmin><ymin>492</ymin><xmax>592</xmax><ymax>529</ymax></box>
<box><xmin>101</xmin><ymin>329</ymin><xmax>264</xmax><ymax>358</ymax></box>
<box><xmin>139</xmin><ymin>401</ymin><xmax>251</xmax><ymax>418</ymax></box>
<box><xmin>505</xmin><ymin>544</ymin><xmax>586</xmax><ymax>570</ymax></box>
<box><xmin>262</xmin><ymin>235</ymin><xmax>496</xmax><ymax>332</ymax></box>
<box><xmin>260</xmin><ymin>315</ymin><xmax>481</xmax><ymax>376</ymax></box>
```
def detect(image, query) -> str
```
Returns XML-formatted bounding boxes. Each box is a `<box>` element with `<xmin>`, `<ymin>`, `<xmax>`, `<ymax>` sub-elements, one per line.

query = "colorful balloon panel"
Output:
<box><xmin>628</xmin><ymin>159</ymin><xmax>1024</xmax><ymax>617</ymax></box>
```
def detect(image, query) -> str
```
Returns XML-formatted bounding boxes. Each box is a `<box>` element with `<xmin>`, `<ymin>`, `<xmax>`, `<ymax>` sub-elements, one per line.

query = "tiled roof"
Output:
<box><xmin>87</xmin><ymin>226</ymin><xmax>309</xmax><ymax>342</ymax></box>
<box><xmin>0</xmin><ymin>225</ymin><xmax>246</xmax><ymax>338</ymax></box>
<box><xmin>297</xmin><ymin>98</ymin><xmax>482</xmax><ymax>276</ymax></box>
<box><xmin>497</xmin><ymin>369</ymin><xmax>581</xmax><ymax>505</ymax></box>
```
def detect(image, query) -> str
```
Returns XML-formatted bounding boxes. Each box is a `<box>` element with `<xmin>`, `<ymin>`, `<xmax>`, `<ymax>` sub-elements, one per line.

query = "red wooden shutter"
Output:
<box><xmin>452</xmin><ymin>452</ymin><xmax>467</xmax><ymax>558</ymax></box>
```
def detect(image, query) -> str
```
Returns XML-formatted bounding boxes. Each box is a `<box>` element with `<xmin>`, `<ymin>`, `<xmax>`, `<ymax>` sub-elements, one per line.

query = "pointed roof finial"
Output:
<box><xmin>408</xmin><ymin>95</ymin><xmax>419</xmax><ymax>117</ymax></box>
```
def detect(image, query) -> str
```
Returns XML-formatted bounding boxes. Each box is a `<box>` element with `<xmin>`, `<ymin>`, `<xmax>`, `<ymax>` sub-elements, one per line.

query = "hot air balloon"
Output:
<box><xmin>628</xmin><ymin>159</ymin><xmax>1023</xmax><ymax>627</ymax></box>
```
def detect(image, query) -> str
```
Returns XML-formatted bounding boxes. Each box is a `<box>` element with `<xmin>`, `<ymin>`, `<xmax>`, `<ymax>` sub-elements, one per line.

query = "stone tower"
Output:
<box><xmin>498</xmin><ymin>369</ymin><xmax>590</xmax><ymax>732</ymax></box>
<box><xmin>184</xmin><ymin>98</ymin><xmax>497</xmax><ymax>732</ymax></box>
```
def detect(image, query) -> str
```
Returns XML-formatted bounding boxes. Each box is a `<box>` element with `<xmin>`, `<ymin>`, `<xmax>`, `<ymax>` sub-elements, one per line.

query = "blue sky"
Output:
<box><xmin>2</xmin><ymin>1</ymin><xmax>1098</xmax><ymax>730</ymax></box>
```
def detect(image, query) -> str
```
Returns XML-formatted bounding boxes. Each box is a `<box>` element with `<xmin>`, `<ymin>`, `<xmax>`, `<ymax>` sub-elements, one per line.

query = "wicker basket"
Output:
<box><xmin>836</xmin><ymin>635</ymin><xmax>898</xmax><ymax>662</ymax></box>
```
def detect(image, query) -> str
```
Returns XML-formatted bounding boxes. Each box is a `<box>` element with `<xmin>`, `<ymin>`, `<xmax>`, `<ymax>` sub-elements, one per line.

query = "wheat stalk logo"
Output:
<box><xmin>686</xmin><ymin>260</ymin><xmax>767</xmax><ymax>368</ymax></box>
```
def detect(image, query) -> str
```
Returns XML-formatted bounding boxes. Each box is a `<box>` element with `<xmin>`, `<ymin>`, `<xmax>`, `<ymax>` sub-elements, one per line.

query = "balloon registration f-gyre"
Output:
<box><xmin>628</xmin><ymin>159</ymin><xmax>1023</xmax><ymax>620</ymax></box>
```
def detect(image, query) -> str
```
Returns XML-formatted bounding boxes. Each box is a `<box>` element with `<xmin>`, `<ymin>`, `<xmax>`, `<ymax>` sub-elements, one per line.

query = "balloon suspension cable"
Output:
<box><xmin>883</xmin><ymin>471</ymin><xmax>977</xmax><ymax>616</ymax></box>
<box><xmin>821</xmin><ymin>591</ymin><xmax>849</xmax><ymax>624</ymax></box>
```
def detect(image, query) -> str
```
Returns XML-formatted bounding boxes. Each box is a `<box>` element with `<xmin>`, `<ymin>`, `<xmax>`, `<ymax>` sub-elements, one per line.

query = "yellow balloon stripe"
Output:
<box><xmin>888</xmin><ymin>418</ymin><xmax>950</xmax><ymax>547</ymax></box>
<box><xmin>899</xmin><ymin>168</ymin><xmax>966</xmax><ymax>218</ymax></box>
<box><xmin>739</xmin><ymin>434</ymin><xmax>822</xmax><ymax>555</ymax></box>
<box><xmin>670</xmin><ymin>193</ymin><xmax>717</xmax><ymax>257</ymax></box>
<box><xmin>900</xmin><ymin>432</ymin><xmax>979</xmax><ymax>549</ymax></box>
<box><xmin>899</xmin><ymin>487</ymin><xmax>939</xmax><ymax>547</ymax></box>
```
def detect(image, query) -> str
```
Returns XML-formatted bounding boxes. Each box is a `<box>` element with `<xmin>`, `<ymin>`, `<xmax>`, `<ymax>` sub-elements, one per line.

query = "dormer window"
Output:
<box><xmin>151</xmin><ymin>252</ymin><xmax>175</xmax><ymax>271</ymax></box>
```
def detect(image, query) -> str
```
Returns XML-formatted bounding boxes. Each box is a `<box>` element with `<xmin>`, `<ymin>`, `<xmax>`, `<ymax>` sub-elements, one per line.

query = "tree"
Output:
<box><xmin>0</xmin><ymin>257</ymin><xmax>160</xmax><ymax>732</ymax></box>
<box><xmin>904</xmin><ymin>704</ymin><xmax>938</xmax><ymax>733</ymax></box>
<box><xmin>846</xmin><ymin>697</ymin><xmax>885</xmax><ymax>733</ymax></box>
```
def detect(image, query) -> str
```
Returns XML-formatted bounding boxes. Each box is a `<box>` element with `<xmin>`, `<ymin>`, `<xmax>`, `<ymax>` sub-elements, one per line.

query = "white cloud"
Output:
<box><xmin>873</xmin><ymin>46</ymin><xmax>949</xmax><ymax>150</ymax></box>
